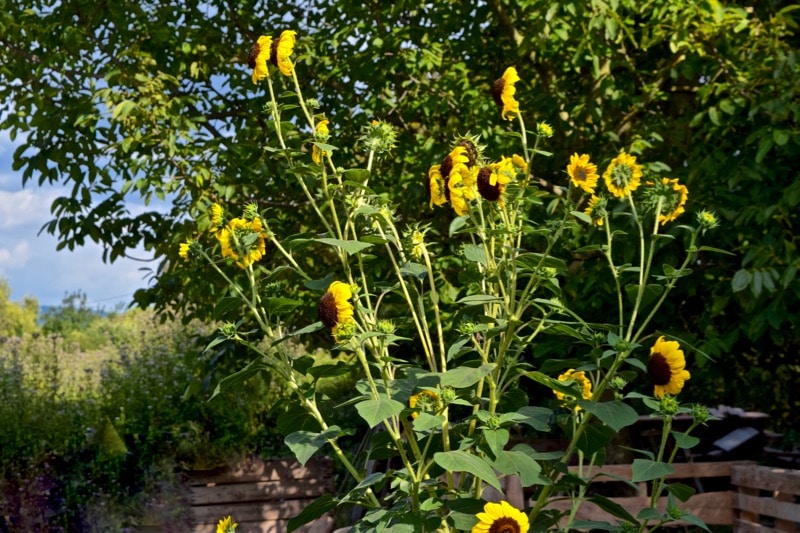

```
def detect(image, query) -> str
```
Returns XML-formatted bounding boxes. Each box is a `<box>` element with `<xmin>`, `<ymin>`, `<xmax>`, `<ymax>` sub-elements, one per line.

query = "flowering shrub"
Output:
<box><xmin>181</xmin><ymin>31</ymin><xmax>723</xmax><ymax>532</ymax></box>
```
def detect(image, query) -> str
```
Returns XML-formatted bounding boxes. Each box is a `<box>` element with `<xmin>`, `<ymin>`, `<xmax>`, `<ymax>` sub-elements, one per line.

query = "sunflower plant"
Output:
<box><xmin>180</xmin><ymin>31</ymin><xmax>723</xmax><ymax>533</ymax></box>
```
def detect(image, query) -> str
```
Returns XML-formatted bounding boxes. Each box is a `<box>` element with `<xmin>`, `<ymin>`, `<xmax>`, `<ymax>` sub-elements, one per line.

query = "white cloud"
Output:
<box><xmin>0</xmin><ymin>239</ymin><xmax>31</xmax><ymax>268</ymax></box>
<box><xmin>0</xmin><ymin>187</ymin><xmax>65</xmax><ymax>230</ymax></box>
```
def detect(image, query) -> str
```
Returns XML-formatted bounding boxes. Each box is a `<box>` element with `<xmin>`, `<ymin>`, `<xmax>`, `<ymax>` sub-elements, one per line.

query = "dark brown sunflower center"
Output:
<box><xmin>269</xmin><ymin>38</ymin><xmax>281</xmax><ymax>67</ymax></box>
<box><xmin>456</xmin><ymin>139</ymin><xmax>478</xmax><ymax>167</ymax></box>
<box><xmin>477</xmin><ymin>167</ymin><xmax>501</xmax><ymax>201</ymax></box>
<box><xmin>491</xmin><ymin>78</ymin><xmax>506</xmax><ymax>107</ymax></box>
<box><xmin>489</xmin><ymin>517</ymin><xmax>521</xmax><ymax>533</ymax></box>
<box><xmin>440</xmin><ymin>155</ymin><xmax>454</xmax><ymax>180</ymax></box>
<box><xmin>647</xmin><ymin>352</ymin><xmax>672</xmax><ymax>385</ymax></box>
<box><xmin>575</xmin><ymin>167</ymin><xmax>587</xmax><ymax>182</ymax></box>
<box><xmin>318</xmin><ymin>292</ymin><xmax>338</xmax><ymax>328</ymax></box>
<box><xmin>247</xmin><ymin>43</ymin><xmax>260</xmax><ymax>69</ymax></box>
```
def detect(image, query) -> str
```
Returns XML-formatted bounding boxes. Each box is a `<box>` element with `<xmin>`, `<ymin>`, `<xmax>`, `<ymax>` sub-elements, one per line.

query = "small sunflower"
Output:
<box><xmin>472</xmin><ymin>500</ymin><xmax>529</xmax><ymax>533</ymax></box>
<box><xmin>584</xmin><ymin>194</ymin><xmax>607</xmax><ymax>226</ymax></box>
<box><xmin>603</xmin><ymin>152</ymin><xmax>643</xmax><ymax>198</ymax></box>
<box><xmin>312</xmin><ymin>119</ymin><xmax>330</xmax><ymax>164</ymax></box>
<box><xmin>491</xmin><ymin>67</ymin><xmax>521</xmax><ymax>121</ymax></box>
<box><xmin>217</xmin><ymin>217</ymin><xmax>268</xmax><ymax>269</ymax></box>
<box><xmin>567</xmin><ymin>153</ymin><xmax>599</xmax><ymax>194</ymax></box>
<box><xmin>216</xmin><ymin>515</ymin><xmax>237</xmax><ymax>533</ymax></box>
<box><xmin>318</xmin><ymin>281</ymin><xmax>354</xmax><ymax>339</ymax></box>
<box><xmin>654</xmin><ymin>177</ymin><xmax>689</xmax><ymax>225</ymax></box>
<box><xmin>554</xmin><ymin>369</ymin><xmax>593</xmax><ymax>410</ymax></box>
<box><xmin>270</xmin><ymin>30</ymin><xmax>297</xmax><ymax>76</ymax></box>
<box><xmin>647</xmin><ymin>336</ymin><xmax>691</xmax><ymax>399</ymax></box>
<box><xmin>248</xmin><ymin>35</ymin><xmax>272</xmax><ymax>85</ymax></box>
<box><xmin>427</xmin><ymin>164</ymin><xmax>448</xmax><ymax>208</ymax></box>
<box><xmin>409</xmin><ymin>390</ymin><xmax>441</xmax><ymax>419</ymax></box>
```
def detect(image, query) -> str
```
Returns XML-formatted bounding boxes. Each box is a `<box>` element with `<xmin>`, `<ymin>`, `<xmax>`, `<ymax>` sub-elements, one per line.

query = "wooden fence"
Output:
<box><xmin>187</xmin><ymin>457</ymin><xmax>335</xmax><ymax>533</ymax></box>
<box><xmin>542</xmin><ymin>461</ymin><xmax>800</xmax><ymax>531</ymax></box>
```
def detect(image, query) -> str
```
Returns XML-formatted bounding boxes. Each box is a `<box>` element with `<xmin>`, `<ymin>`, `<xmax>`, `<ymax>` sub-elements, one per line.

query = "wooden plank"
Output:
<box><xmin>190</xmin><ymin>478</ymin><xmax>333</xmax><ymax>505</ymax></box>
<box><xmin>545</xmin><ymin>491</ymin><xmax>734</xmax><ymax>526</ymax></box>
<box><xmin>191</xmin><ymin>498</ymin><xmax>313</xmax><ymax>523</ymax></box>
<box><xmin>733</xmin><ymin>518</ymin><xmax>790</xmax><ymax>533</ymax></box>
<box><xmin>775</xmin><ymin>488</ymin><xmax>798</xmax><ymax>532</ymax></box>
<box><xmin>570</xmin><ymin>460</ymin><xmax>753</xmax><ymax>484</ymax></box>
<box><xmin>732</xmin><ymin>465</ymin><xmax>800</xmax><ymax>495</ymax></box>
<box><xmin>733</xmin><ymin>493</ymin><xmax>800</xmax><ymax>523</ymax></box>
<box><xmin>188</xmin><ymin>457</ymin><xmax>333</xmax><ymax>486</ymax></box>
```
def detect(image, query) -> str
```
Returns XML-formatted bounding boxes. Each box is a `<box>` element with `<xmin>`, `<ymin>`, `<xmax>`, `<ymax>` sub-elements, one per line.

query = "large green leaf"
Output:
<box><xmin>287</xmin><ymin>494</ymin><xmax>338</xmax><ymax>533</ymax></box>
<box><xmin>284</xmin><ymin>426</ymin><xmax>342</xmax><ymax>465</ymax></box>
<box><xmin>578</xmin><ymin>400</ymin><xmax>639</xmax><ymax>432</ymax></box>
<box><xmin>631</xmin><ymin>458</ymin><xmax>674</xmax><ymax>482</ymax></box>
<box><xmin>438</xmin><ymin>364</ymin><xmax>495</xmax><ymax>389</ymax></box>
<box><xmin>433</xmin><ymin>451</ymin><xmax>502</xmax><ymax>491</ymax></box>
<box><xmin>314</xmin><ymin>238</ymin><xmax>374</xmax><ymax>255</ymax></box>
<box><xmin>355</xmin><ymin>398</ymin><xmax>405</xmax><ymax>428</ymax></box>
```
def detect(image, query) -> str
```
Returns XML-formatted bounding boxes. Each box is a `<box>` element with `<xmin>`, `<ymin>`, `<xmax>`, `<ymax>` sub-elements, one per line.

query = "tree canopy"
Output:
<box><xmin>2</xmin><ymin>0</ymin><xmax>799</xmax><ymax>429</ymax></box>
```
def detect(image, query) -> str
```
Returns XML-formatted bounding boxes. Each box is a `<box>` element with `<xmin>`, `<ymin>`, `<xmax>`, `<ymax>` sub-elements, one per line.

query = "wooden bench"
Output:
<box><xmin>187</xmin><ymin>457</ymin><xmax>335</xmax><ymax>533</ymax></box>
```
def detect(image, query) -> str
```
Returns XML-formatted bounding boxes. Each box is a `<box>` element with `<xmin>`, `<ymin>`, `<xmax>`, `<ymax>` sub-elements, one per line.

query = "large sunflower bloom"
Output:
<box><xmin>472</xmin><ymin>500</ymin><xmax>529</xmax><ymax>533</ymax></box>
<box><xmin>270</xmin><ymin>30</ymin><xmax>297</xmax><ymax>76</ymax></box>
<box><xmin>318</xmin><ymin>281</ymin><xmax>354</xmax><ymax>339</ymax></box>
<box><xmin>491</xmin><ymin>67</ymin><xmax>521</xmax><ymax>121</ymax></box>
<box><xmin>217</xmin><ymin>217</ymin><xmax>267</xmax><ymax>269</ymax></box>
<box><xmin>603</xmin><ymin>152</ymin><xmax>643</xmax><ymax>198</ymax></box>
<box><xmin>248</xmin><ymin>35</ymin><xmax>271</xmax><ymax>85</ymax></box>
<box><xmin>647</xmin><ymin>336</ymin><xmax>691</xmax><ymax>398</ymax></box>
<box><xmin>567</xmin><ymin>153</ymin><xmax>599</xmax><ymax>194</ymax></box>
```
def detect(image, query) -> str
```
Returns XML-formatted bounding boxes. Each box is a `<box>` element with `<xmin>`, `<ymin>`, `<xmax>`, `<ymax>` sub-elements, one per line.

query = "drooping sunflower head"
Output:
<box><xmin>491</xmin><ymin>67</ymin><xmax>521</xmax><ymax>121</ymax></box>
<box><xmin>453</xmin><ymin>134</ymin><xmax>484</xmax><ymax>167</ymax></box>
<box><xmin>427</xmin><ymin>164</ymin><xmax>448</xmax><ymax>209</ymax></box>
<box><xmin>584</xmin><ymin>194</ymin><xmax>608</xmax><ymax>226</ymax></box>
<box><xmin>554</xmin><ymin>369</ymin><xmax>593</xmax><ymax>410</ymax></box>
<box><xmin>603</xmin><ymin>152</ymin><xmax>643</xmax><ymax>198</ymax></box>
<box><xmin>318</xmin><ymin>281</ymin><xmax>354</xmax><ymax>340</ymax></box>
<box><xmin>477</xmin><ymin>167</ymin><xmax>502</xmax><ymax>202</ymax></box>
<box><xmin>409</xmin><ymin>390</ymin><xmax>441</xmax><ymax>419</ymax></box>
<box><xmin>647</xmin><ymin>336</ymin><xmax>691</xmax><ymax>399</ymax></box>
<box><xmin>567</xmin><ymin>153</ymin><xmax>599</xmax><ymax>194</ymax></box>
<box><xmin>645</xmin><ymin>177</ymin><xmax>688</xmax><ymax>225</ymax></box>
<box><xmin>448</xmin><ymin>162</ymin><xmax>477</xmax><ymax>216</ymax></box>
<box><xmin>312</xmin><ymin>118</ymin><xmax>331</xmax><ymax>164</ymax></box>
<box><xmin>217</xmin><ymin>217</ymin><xmax>268</xmax><ymax>269</ymax></box>
<box><xmin>477</xmin><ymin>155</ymin><xmax>524</xmax><ymax>202</ymax></box>
<box><xmin>270</xmin><ymin>30</ymin><xmax>297</xmax><ymax>76</ymax></box>
<box><xmin>210</xmin><ymin>203</ymin><xmax>224</xmax><ymax>228</ymax></box>
<box><xmin>472</xmin><ymin>500</ymin><xmax>530</xmax><ymax>533</ymax></box>
<box><xmin>248</xmin><ymin>35</ymin><xmax>272</xmax><ymax>85</ymax></box>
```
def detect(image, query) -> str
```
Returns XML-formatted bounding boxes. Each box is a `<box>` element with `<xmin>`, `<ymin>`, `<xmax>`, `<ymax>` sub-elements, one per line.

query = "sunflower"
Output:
<box><xmin>647</xmin><ymin>336</ymin><xmax>691</xmax><ymax>398</ymax></box>
<box><xmin>210</xmin><ymin>203</ymin><xmax>224</xmax><ymax>228</ymax></box>
<box><xmin>427</xmin><ymin>164</ymin><xmax>448</xmax><ymax>208</ymax></box>
<box><xmin>603</xmin><ymin>152</ymin><xmax>643</xmax><ymax>198</ymax></box>
<box><xmin>312</xmin><ymin>119</ymin><xmax>330</xmax><ymax>164</ymax></box>
<box><xmin>428</xmin><ymin>146</ymin><xmax>476</xmax><ymax>214</ymax></box>
<box><xmin>318</xmin><ymin>281</ymin><xmax>354</xmax><ymax>339</ymax></box>
<box><xmin>248</xmin><ymin>35</ymin><xmax>271</xmax><ymax>85</ymax></box>
<box><xmin>216</xmin><ymin>515</ymin><xmax>237</xmax><ymax>533</ymax></box>
<box><xmin>472</xmin><ymin>500</ymin><xmax>529</xmax><ymax>533</ymax></box>
<box><xmin>477</xmin><ymin>155</ymin><xmax>526</xmax><ymax>202</ymax></box>
<box><xmin>448</xmin><ymin>162</ymin><xmax>477</xmax><ymax>216</ymax></box>
<box><xmin>217</xmin><ymin>217</ymin><xmax>267</xmax><ymax>269</ymax></box>
<box><xmin>491</xmin><ymin>67</ymin><xmax>521</xmax><ymax>121</ymax></box>
<box><xmin>178</xmin><ymin>240</ymin><xmax>192</xmax><ymax>261</ymax></box>
<box><xmin>554</xmin><ymin>369</ymin><xmax>593</xmax><ymax>410</ymax></box>
<box><xmin>270</xmin><ymin>30</ymin><xmax>297</xmax><ymax>76</ymax></box>
<box><xmin>409</xmin><ymin>390</ymin><xmax>441</xmax><ymax>419</ymax></box>
<box><xmin>567</xmin><ymin>153</ymin><xmax>599</xmax><ymax>194</ymax></box>
<box><xmin>656</xmin><ymin>177</ymin><xmax>689</xmax><ymax>225</ymax></box>
<box><xmin>584</xmin><ymin>194</ymin><xmax>607</xmax><ymax>226</ymax></box>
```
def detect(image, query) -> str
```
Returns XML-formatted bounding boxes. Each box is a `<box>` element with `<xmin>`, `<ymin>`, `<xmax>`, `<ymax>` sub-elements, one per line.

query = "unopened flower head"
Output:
<box><xmin>692</xmin><ymin>404</ymin><xmax>710</xmax><ymax>424</ymax></box>
<box><xmin>248</xmin><ymin>35</ymin><xmax>271</xmax><ymax>84</ymax></box>
<box><xmin>409</xmin><ymin>230</ymin><xmax>426</xmax><ymax>259</ymax></box>
<box><xmin>697</xmin><ymin>209</ymin><xmax>719</xmax><ymax>231</ymax></box>
<box><xmin>537</xmin><ymin>121</ymin><xmax>554</xmax><ymax>138</ymax></box>
<box><xmin>359</xmin><ymin>119</ymin><xmax>397</xmax><ymax>154</ymax></box>
<box><xmin>491</xmin><ymin>67</ymin><xmax>521</xmax><ymax>121</ymax></box>
<box><xmin>659</xmin><ymin>395</ymin><xmax>680</xmax><ymax>416</ymax></box>
<box><xmin>603</xmin><ymin>152</ymin><xmax>643</xmax><ymax>198</ymax></box>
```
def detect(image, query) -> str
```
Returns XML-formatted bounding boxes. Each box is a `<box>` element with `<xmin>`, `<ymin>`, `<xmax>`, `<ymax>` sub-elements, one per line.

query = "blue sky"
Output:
<box><xmin>0</xmin><ymin>127</ymin><xmax>151</xmax><ymax>311</ymax></box>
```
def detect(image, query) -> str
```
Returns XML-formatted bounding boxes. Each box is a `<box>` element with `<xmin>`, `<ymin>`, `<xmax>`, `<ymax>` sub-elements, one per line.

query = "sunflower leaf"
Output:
<box><xmin>631</xmin><ymin>458</ymin><xmax>674</xmax><ymax>482</ymax></box>
<box><xmin>433</xmin><ymin>451</ymin><xmax>502</xmax><ymax>491</ymax></box>
<box><xmin>578</xmin><ymin>400</ymin><xmax>638</xmax><ymax>432</ymax></box>
<box><xmin>314</xmin><ymin>238</ymin><xmax>374</xmax><ymax>255</ymax></box>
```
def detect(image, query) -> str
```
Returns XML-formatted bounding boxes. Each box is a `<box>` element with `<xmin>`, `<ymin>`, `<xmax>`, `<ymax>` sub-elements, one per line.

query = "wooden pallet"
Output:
<box><xmin>732</xmin><ymin>464</ymin><xmax>800</xmax><ymax>532</ymax></box>
<box><xmin>543</xmin><ymin>460</ymin><xmax>754</xmax><ymax>527</ymax></box>
<box><xmin>187</xmin><ymin>457</ymin><xmax>335</xmax><ymax>533</ymax></box>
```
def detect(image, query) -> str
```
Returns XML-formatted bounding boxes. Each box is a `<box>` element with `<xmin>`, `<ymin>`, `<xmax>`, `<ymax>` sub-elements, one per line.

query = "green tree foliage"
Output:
<box><xmin>1</xmin><ymin>1</ymin><xmax>798</xmax><ymax>428</ymax></box>
<box><xmin>0</xmin><ymin>278</ymin><xmax>38</xmax><ymax>337</ymax></box>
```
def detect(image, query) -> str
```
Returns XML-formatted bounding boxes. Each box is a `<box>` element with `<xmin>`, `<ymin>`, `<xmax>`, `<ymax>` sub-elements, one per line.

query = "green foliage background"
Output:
<box><xmin>1</xmin><ymin>0</ymin><xmax>798</xmax><ymax>430</ymax></box>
